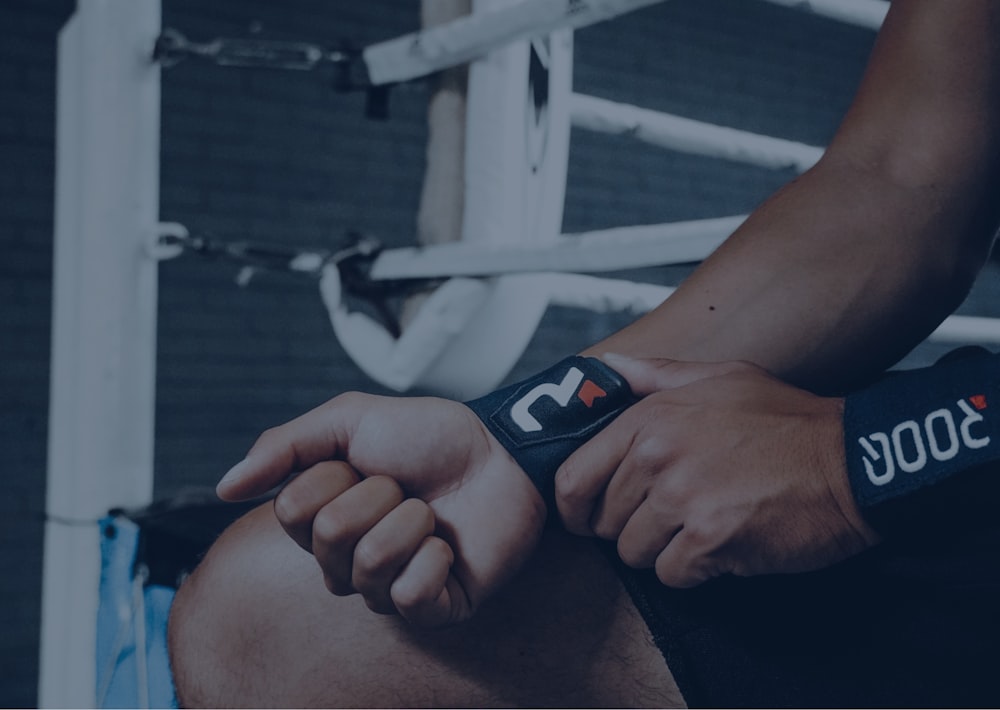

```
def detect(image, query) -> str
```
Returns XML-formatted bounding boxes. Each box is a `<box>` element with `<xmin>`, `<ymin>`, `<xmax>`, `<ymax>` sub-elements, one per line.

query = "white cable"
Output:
<box><xmin>572</xmin><ymin>93</ymin><xmax>823</xmax><ymax>172</ymax></box>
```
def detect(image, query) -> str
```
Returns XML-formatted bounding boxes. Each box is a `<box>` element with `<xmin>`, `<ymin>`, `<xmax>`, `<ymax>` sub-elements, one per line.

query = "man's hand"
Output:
<box><xmin>556</xmin><ymin>355</ymin><xmax>880</xmax><ymax>587</ymax></box>
<box><xmin>217</xmin><ymin>393</ymin><xmax>546</xmax><ymax>625</ymax></box>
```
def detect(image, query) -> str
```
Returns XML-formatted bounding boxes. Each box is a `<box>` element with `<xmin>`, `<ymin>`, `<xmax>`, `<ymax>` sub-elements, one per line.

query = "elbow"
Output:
<box><xmin>920</xmin><ymin>217</ymin><xmax>996</xmax><ymax>321</ymax></box>
<box><xmin>942</xmin><ymin>171</ymin><xmax>1000</xmax><ymax>298</ymax></box>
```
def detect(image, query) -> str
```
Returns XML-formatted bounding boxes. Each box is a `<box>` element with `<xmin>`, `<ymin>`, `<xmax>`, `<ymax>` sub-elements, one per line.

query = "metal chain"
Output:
<box><xmin>153</xmin><ymin>27</ymin><xmax>355</xmax><ymax>73</ymax></box>
<box><xmin>155</xmin><ymin>228</ymin><xmax>379</xmax><ymax>276</ymax></box>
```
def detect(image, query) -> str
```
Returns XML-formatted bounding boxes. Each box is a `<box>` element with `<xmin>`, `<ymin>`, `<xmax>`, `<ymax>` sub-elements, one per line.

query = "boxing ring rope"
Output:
<box><xmin>38</xmin><ymin>0</ymin><xmax>991</xmax><ymax>706</ymax></box>
<box><xmin>571</xmin><ymin>93</ymin><xmax>823</xmax><ymax>172</ymax></box>
<box><xmin>758</xmin><ymin>0</ymin><xmax>888</xmax><ymax>31</ymax></box>
<box><xmin>361</xmin><ymin>0</ymin><xmax>665</xmax><ymax>85</ymax></box>
<box><xmin>368</xmin><ymin>216</ymin><xmax>746</xmax><ymax>280</ymax></box>
<box><xmin>360</xmin><ymin>0</ymin><xmax>890</xmax><ymax>86</ymax></box>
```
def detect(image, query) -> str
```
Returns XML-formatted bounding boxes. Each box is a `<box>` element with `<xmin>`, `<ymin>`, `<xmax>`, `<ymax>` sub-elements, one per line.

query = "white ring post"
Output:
<box><xmin>40</xmin><ymin>1</ymin><xmax>161</xmax><ymax>706</ymax></box>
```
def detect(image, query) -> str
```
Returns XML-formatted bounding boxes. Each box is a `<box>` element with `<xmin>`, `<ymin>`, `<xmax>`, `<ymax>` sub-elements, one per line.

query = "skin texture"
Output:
<box><xmin>169</xmin><ymin>503</ymin><xmax>684</xmax><ymax>708</ymax></box>
<box><xmin>218</xmin><ymin>393</ymin><xmax>545</xmax><ymax>625</ymax></box>
<box><xmin>170</xmin><ymin>1</ymin><xmax>1000</xmax><ymax>706</ymax></box>
<box><xmin>556</xmin><ymin>356</ymin><xmax>879</xmax><ymax>588</ymax></box>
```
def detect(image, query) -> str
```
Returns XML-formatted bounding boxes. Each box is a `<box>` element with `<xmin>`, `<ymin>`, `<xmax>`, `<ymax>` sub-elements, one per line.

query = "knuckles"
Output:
<box><xmin>390</xmin><ymin>537</ymin><xmax>452</xmax><ymax>612</ymax></box>
<box><xmin>352</xmin><ymin>537</ymin><xmax>388</xmax><ymax>581</ymax></box>
<box><xmin>311</xmin><ymin>505</ymin><xmax>356</xmax><ymax>550</ymax></box>
<box><xmin>628</xmin><ymin>430</ymin><xmax>675</xmax><ymax>470</ymax></box>
<box><xmin>272</xmin><ymin>488</ymin><xmax>305</xmax><ymax>530</ymax></box>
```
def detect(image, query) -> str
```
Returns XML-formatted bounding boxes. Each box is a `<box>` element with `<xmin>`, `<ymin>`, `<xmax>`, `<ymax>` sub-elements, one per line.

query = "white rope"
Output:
<box><xmin>368</xmin><ymin>215</ymin><xmax>745</xmax><ymax>280</ymax></box>
<box><xmin>571</xmin><ymin>93</ymin><xmax>824</xmax><ymax>172</ymax></box>
<box><xmin>363</xmin><ymin>0</ymin><xmax>666</xmax><ymax>85</ymax></box>
<box><xmin>757</xmin><ymin>0</ymin><xmax>888</xmax><ymax>31</ymax></box>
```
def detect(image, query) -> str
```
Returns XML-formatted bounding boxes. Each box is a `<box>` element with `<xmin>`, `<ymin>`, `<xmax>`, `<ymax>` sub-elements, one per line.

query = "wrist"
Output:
<box><xmin>464</xmin><ymin>356</ymin><xmax>637</xmax><ymax>515</ymax></box>
<box><xmin>478</xmin><ymin>423</ymin><xmax>549</xmax><ymax>528</ymax></box>
<box><xmin>842</xmin><ymin>348</ymin><xmax>1000</xmax><ymax>539</ymax></box>
<box><xmin>822</xmin><ymin>396</ymin><xmax>883</xmax><ymax>549</ymax></box>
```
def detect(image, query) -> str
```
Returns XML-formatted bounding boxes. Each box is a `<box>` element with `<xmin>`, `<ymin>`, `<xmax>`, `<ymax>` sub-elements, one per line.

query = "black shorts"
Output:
<box><xmin>605</xmin><ymin>522</ymin><xmax>1000</xmax><ymax>708</ymax></box>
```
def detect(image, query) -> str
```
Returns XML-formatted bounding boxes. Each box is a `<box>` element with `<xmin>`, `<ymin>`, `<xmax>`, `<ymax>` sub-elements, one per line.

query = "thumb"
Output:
<box><xmin>600</xmin><ymin>353</ymin><xmax>751</xmax><ymax>396</ymax></box>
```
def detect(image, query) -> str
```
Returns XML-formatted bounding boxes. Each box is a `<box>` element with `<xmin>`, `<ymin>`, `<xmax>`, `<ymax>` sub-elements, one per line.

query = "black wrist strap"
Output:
<box><xmin>465</xmin><ymin>356</ymin><xmax>637</xmax><ymax>512</ymax></box>
<box><xmin>844</xmin><ymin>348</ymin><xmax>1000</xmax><ymax>536</ymax></box>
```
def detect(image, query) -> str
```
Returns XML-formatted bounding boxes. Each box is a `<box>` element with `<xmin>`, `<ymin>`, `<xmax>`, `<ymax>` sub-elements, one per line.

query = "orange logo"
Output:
<box><xmin>969</xmin><ymin>394</ymin><xmax>988</xmax><ymax>411</ymax></box>
<box><xmin>577</xmin><ymin>380</ymin><xmax>607</xmax><ymax>408</ymax></box>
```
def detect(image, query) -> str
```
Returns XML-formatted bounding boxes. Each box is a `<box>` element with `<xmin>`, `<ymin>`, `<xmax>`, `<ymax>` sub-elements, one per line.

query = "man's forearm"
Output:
<box><xmin>586</xmin><ymin>0</ymin><xmax>1000</xmax><ymax>392</ymax></box>
<box><xmin>586</xmin><ymin>156</ymin><xmax>995</xmax><ymax>391</ymax></box>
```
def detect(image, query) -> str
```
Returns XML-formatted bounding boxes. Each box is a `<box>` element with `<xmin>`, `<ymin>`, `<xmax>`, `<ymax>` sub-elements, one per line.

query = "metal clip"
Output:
<box><xmin>146</xmin><ymin>222</ymin><xmax>190</xmax><ymax>261</ymax></box>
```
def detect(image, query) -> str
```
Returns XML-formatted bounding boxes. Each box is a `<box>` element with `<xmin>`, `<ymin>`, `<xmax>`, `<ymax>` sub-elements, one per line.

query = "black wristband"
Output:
<box><xmin>844</xmin><ymin>348</ymin><xmax>1000</xmax><ymax>536</ymax></box>
<box><xmin>465</xmin><ymin>356</ymin><xmax>637</xmax><ymax>512</ymax></box>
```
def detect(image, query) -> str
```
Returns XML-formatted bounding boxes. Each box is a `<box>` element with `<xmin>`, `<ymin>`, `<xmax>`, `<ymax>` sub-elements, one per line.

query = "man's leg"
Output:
<box><xmin>168</xmin><ymin>502</ymin><xmax>684</xmax><ymax>708</ymax></box>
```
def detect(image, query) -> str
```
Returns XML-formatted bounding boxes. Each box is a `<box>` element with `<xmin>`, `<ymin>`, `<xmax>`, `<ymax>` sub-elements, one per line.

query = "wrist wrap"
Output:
<box><xmin>844</xmin><ymin>348</ymin><xmax>1000</xmax><ymax>535</ymax></box>
<box><xmin>465</xmin><ymin>356</ymin><xmax>637</xmax><ymax>512</ymax></box>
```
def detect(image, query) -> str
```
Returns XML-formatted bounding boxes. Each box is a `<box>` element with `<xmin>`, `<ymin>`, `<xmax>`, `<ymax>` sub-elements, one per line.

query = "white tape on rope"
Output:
<box><xmin>363</xmin><ymin>0</ymin><xmax>665</xmax><ymax>85</ymax></box>
<box><xmin>369</xmin><ymin>215</ymin><xmax>745</xmax><ymax>279</ymax></box>
<box><xmin>757</xmin><ymin>0</ymin><xmax>888</xmax><ymax>31</ymax></box>
<box><xmin>572</xmin><ymin>93</ymin><xmax>824</xmax><ymax>172</ymax></box>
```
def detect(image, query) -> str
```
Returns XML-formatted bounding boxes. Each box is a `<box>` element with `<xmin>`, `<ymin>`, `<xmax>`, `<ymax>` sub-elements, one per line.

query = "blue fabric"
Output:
<box><xmin>97</xmin><ymin>515</ymin><xmax>178</xmax><ymax>709</ymax></box>
<box><xmin>844</xmin><ymin>348</ymin><xmax>1000</xmax><ymax>535</ymax></box>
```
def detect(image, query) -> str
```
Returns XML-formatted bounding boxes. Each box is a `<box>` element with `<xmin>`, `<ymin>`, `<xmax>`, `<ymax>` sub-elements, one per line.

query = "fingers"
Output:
<box><xmin>600</xmin><ymin>353</ymin><xmax>756</xmax><ymax>397</ymax></box>
<box><xmin>556</xmin><ymin>355</ymin><xmax>751</xmax><ymax>533</ymax></box>
<box><xmin>557</xmin><ymin>402</ymin><xmax>681</xmax><ymax>537</ymax></box>
<box><xmin>615</xmin><ymin>496</ymin><xmax>682</xmax><ymax>569</ymax></box>
<box><xmin>311</xmin><ymin>476</ymin><xmax>405</xmax><ymax>596</ymax></box>
<box><xmin>583</xmin><ymin>449</ymin><xmax>651</xmax><ymax>541</ymax></box>
<box><xmin>390</xmin><ymin>536</ymin><xmax>461</xmax><ymax>626</ymax></box>
<box><xmin>317</xmin><ymin>486</ymin><xmax>460</xmax><ymax>624</ymax></box>
<box><xmin>353</xmin><ymin>499</ymin><xmax>436</xmax><ymax>613</ymax></box>
<box><xmin>217</xmin><ymin>392</ymin><xmax>367</xmax><ymax>501</ymax></box>
<box><xmin>653</xmin><ymin>528</ymin><xmax>720</xmax><ymax>589</ymax></box>
<box><xmin>555</xmin><ymin>414</ymin><xmax>637</xmax><ymax>535</ymax></box>
<box><xmin>281</xmin><ymin>470</ymin><xmax>458</xmax><ymax>621</ymax></box>
<box><xmin>273</xmin><ymin>460</ymin><xmax>361</xmax><ymax>552</ymax></box>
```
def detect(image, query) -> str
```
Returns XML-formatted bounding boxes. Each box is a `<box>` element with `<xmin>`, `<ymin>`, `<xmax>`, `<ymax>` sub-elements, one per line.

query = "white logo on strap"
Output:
<box><xmin>511</xmin><ymin>367</ymin><xmax>584</xmax><ymax>433</ymax></box>
<box><xmin>859</xmin><ymin>398</ymin><xmax>990</xmax><ymax>486</ymax></box>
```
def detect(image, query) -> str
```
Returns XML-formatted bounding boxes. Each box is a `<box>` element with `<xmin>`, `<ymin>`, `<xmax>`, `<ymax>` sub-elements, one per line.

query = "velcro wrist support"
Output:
<box><xmin>844</xmin><ymin>348</ymin><xmax>1000</xmax><ymax>535</ymax></box>
<box><xmin>465</xmin><ymin>356</ymin><xmax>637</xmax><ymax>512</ymax></box>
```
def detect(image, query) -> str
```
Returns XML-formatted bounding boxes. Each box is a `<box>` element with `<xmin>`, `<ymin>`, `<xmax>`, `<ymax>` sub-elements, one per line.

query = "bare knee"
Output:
<box><xmin>168</xmin><ymin>502</ymin><xmax>683</xmax><ymax>708</ymax></box>
<box><xmin>168</xmin><ymin>502</ymin><xmax>474</xmax><ymax>707</ymax></box>
<box><xmin>168</xmin><ymin>502</ymin><xmax>324</xmax><ymax>707</ymax></box>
